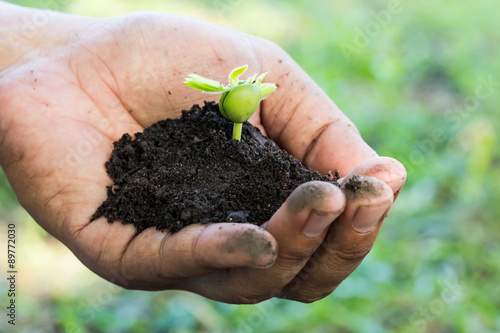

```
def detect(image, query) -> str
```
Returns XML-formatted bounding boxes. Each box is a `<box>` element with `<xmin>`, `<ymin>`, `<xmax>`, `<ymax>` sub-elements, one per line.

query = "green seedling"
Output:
<box><xmin>184</xmin><ymin>65</ymin><xmax>277</xmax><ymax>141</ymax></box>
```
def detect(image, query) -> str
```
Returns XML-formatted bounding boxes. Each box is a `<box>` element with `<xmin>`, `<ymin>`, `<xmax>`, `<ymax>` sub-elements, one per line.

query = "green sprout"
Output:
<box><xmin>184</xmin><ymin>65</ymin><xmax>277</xmax><ymax>141</ymax></box>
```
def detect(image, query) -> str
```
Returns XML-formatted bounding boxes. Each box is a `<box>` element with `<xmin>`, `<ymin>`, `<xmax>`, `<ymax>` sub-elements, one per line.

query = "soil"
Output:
<box><xmin>92</xmin><ymin>101</ymin><xmax>338</xmax><ymax>233</ymax></box>
<box><xmin>342</xmin><ymin>175</ymin><xmax>380</xmax><ymax>200</ymax></box>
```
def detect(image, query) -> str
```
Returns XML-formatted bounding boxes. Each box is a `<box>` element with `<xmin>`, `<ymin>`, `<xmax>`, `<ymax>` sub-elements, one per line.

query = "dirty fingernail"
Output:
<box><xmin>352</xmin><ymin>202</ymin><xmax>391</xmax><ymax>233</ymax></box>
<box><xmin>302</xmin><ymin>211</ymin><xmax>339</xmax><ymax>238</ymax></box>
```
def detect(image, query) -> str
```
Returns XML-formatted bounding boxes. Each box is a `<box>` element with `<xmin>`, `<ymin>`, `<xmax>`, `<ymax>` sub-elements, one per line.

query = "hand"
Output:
<box><xmin>0</xmin><ymin>4</ymin><xmax>406</xmax><ymax>303</ymax></box>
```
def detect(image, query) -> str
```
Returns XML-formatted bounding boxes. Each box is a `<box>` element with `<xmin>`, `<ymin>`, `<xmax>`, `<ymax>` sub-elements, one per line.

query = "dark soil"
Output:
<box><xmin>92</xmin><ymin>101</ymin><xmax>338</xmax><ymax>233</ymax></box>
<box><xmin>342</xmin><ymin>175</ymin><xmax>380</xmax><ymax>200</ymax></box>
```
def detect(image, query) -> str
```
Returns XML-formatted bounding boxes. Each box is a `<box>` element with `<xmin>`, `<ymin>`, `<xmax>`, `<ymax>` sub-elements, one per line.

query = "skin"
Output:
<box><xmin>0</xmin><ymin>3</ymin><xmax>407</xmax><ymax>303</ymax></box>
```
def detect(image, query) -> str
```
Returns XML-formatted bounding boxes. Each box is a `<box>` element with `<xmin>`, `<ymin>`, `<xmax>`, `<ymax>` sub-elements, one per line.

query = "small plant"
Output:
<box><xmin>184</xmin><ymin>65</ymin><xmax>277</xmax><ymax>141</ymax></box>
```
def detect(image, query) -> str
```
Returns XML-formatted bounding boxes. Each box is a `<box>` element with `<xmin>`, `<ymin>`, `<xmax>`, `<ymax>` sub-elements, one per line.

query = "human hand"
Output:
<box><xmin>0</xmin><ymin>3</ymin><xmax>406</xmax><ymax>303</ymax></box>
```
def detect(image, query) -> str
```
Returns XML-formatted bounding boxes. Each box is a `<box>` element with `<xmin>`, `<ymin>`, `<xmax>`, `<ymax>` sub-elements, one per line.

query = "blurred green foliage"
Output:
<box><xmin>0</xmin><ymin>169</ymin><xmax>17</xmax><ymax>211</ymax></box>
<box><xmin>1</xmin><ymin>0</ymin><xmax>500</xmax><ymax>332</ymax></box>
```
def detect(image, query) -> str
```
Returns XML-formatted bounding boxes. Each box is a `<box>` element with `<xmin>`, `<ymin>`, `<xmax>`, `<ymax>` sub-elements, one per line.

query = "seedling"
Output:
<box><xmin>184</xmin><ymin>65</ymin><xmax>277</xmax><ymax>141</ymax></box>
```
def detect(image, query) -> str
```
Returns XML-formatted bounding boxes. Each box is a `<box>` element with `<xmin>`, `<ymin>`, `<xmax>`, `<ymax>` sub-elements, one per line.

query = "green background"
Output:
<box><xmin>1</xmin><ymin>0</ymin><xmax>499</xmax><ymax>332</ymax></box>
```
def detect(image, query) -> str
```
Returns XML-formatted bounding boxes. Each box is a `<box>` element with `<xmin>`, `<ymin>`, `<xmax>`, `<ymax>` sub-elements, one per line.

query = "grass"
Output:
<box><xmin>1</xmin><ymin>0</ymin><xmax>499</xmax><ymax>332</ymax></box>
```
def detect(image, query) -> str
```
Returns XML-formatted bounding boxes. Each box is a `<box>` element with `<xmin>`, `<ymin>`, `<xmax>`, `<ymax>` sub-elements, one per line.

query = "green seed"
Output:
<box><xmin>184</xmin><ymin>65</ymin><xmax>276</xmax><ymax>141</ymax></box>
<box><xmin>219</xmin><ymin>83</ymin><xmax>261</xmax><ymax>123</ymax></box>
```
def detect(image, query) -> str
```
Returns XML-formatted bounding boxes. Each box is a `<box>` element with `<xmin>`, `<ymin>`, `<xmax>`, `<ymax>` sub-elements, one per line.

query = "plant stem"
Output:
<box><xmin>233</xmin><ymin>122</ymin><xmax>243</xmax><ymax>141</ymax></box>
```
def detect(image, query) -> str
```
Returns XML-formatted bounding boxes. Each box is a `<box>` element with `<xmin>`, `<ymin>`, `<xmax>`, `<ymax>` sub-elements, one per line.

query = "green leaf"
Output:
<box><xmin>259</xmin><ymin>83</ymin><xmax>277</xmax><ymax>99</ymax></box>
<box><xmin>255</xmin><ymin>72</ymin><xmax>268</xmax><ymax>85</ymax></box>
<box><xmin>228</xmin><ymin>65</ymin><xmax>248</xmax><ymax>88</ymax></box>
<box><xmin>184</xmin><ymin>74</ymin><xmax>228</xmax><ymax>93</ymax></box>
<box><xmin>245</xmin><ymin>73</ymin><xmax>258</xmax><ymax>84</ymax></box>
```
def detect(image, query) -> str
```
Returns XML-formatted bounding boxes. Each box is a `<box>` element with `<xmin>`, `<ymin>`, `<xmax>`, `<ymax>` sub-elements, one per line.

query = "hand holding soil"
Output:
<box><xmin>0</xmin><ymin>3</ymin><xmax>406</xmax><ymax>303</ymax></box>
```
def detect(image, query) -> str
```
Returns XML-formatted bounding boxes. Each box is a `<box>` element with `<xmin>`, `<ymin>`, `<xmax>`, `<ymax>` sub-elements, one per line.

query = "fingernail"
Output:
<box><xmin>251</xmin><ymin>242</ymin><xmax>279</xmax><ymax>269</ymax></box>
<box><xmin>387</xmin><ymin>178</ymin><xmax>405</xmax><ymax>194</ymax></box>
<box><xmin>302</xmin><ymin>211</ymin><xmax>339</xmax><ymax>238</ymax></box>
<box><xmin>352</xmin><ymin>202</ymin><xmax>391</xmax><ymax>233</ymax></box>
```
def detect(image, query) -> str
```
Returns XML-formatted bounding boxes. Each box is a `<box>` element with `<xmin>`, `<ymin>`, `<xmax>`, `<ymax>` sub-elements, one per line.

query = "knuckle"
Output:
<box><xmin>331</xmin><ymin>245</ymin><xmax>373</xmax><ymax>263</ymax></box>
<box><xmin>278</xmin><ymin>251</ymin><xmax>311</xmax><ymax>263</ymax></box>
<box><xmin>276</xmin><ymin>251</ymin><xmax>313</xmax><ymax>268</ymax></box>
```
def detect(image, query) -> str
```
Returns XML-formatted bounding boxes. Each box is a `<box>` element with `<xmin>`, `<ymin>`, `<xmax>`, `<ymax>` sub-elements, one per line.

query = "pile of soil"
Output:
<box><xmin>92</xmin><ymin>101</ymin><xmax>338</xmax><ymax>233</ymax></box>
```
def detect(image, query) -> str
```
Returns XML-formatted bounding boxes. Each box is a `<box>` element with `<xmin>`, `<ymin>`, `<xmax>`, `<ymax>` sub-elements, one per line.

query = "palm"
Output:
<box><xmin>1</xmin><ymin>11</ymin><xmax>405</xmax><ymax>303</ymax></box>
<box><xmin>5</xmin><ymin>14</ymin><xmax>277</xmax><ymax>285</ymax></box>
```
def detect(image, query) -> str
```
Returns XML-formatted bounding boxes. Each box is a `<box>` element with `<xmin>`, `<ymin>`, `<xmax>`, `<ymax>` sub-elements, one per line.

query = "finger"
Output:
<box><xmin>75</xmin><ymin>219</ymin><xmax>278</xmax><ymax>291</ymax></box>
<box><xmin>280</xmin><ymin>176</ymin><xmax>393</xmax><ymax>302</ymax></box>
<box><xmin>339</xmin><ymin>156</ymin><xmax>407</xmax><ymax>199</ymax></box>
<box><xmin>179</xmin><ymin>181</ymin><xmax>346</xmax><ymax>303</ymax></box>
<box><xmin>251</xmin><ymin>41</ymin><xmax>377</xmax><ymax>174</ymax></box>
